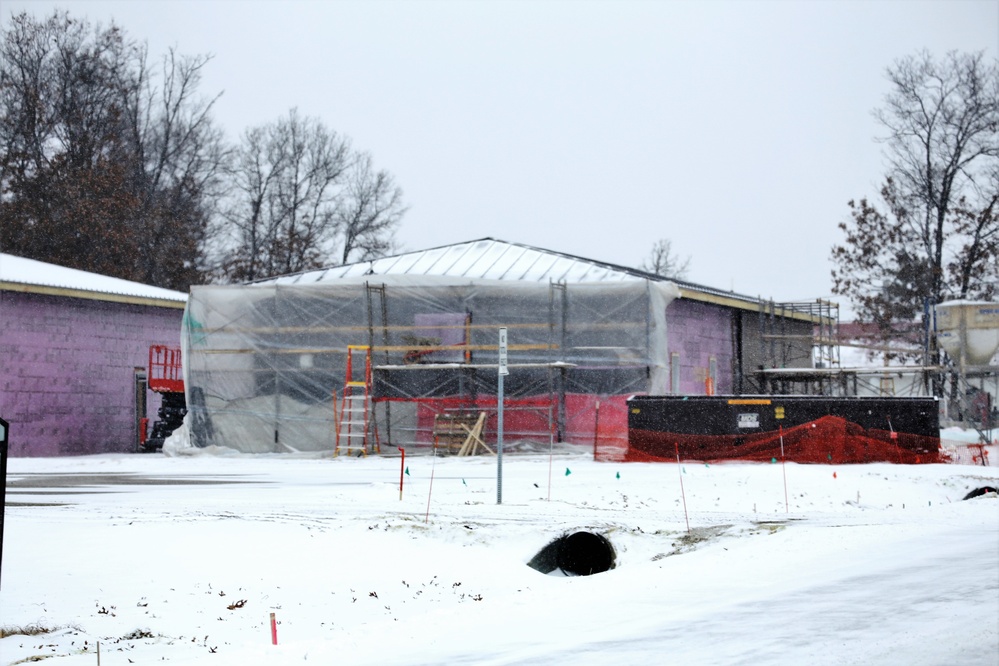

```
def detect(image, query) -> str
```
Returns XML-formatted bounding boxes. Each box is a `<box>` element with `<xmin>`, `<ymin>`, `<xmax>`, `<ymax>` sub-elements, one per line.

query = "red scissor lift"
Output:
<box><xmin>140</xmin><ymin>345</ymin><xmax>187</xmax><ymax>452</ymax></box>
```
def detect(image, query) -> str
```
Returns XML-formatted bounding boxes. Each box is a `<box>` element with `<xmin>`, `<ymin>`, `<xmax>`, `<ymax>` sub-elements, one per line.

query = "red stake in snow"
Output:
<box><xmin>548</xmin><ymin>403</ymin><xmax>556</xmax><ymax>502</ymax></box>
<box><xmin>398</xmin><ymin>447</ymin><xmax>405</xmax><ymax>500</ymax></box>
<box><xmin>675</xmin><ymin>442</ymin><xmax>690</xmax><ymax>534</ymax></box>
<box><xmin>780</xmin><ymin>425</ymin><xmax>789</xmax><ymax>513</ymax></box>
<box><xmin>270</xmin><ymin>612</ymin><xmax>278</xmax><ymax>645</ymax></box>
<box><xmin>592</xmin><ymin>400</ymin><xmax>601</xmax><ymax>459</ymax></box>
<box><xmin>425</xmin><ymin>443</ymin><xmax>438</xmax><ymax>524</ymax></box>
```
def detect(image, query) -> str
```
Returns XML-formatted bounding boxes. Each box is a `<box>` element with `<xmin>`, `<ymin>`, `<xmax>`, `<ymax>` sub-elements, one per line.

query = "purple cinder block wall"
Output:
<box><xmin>666</xmin><ymin>298</ymin><xmax>734</xmax><ymax>395</ymax></box>
<box><xmin>0</xmin><ymin>291</ymin><xmax>185</xmax><ymax>456</ymax></box>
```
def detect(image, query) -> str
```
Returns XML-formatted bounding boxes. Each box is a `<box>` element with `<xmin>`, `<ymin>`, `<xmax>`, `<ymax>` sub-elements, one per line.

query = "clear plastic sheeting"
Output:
<box><xmin>182</xmin><ymin>275</ymin><xmax>678</xmax><ymax>454</ymax></box>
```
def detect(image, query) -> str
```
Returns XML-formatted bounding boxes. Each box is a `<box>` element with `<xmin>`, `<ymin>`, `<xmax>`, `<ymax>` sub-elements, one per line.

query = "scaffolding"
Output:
<box><xmin>753</xmin><ymin>298</ymin><xmax>940</xmax><ymax>397</ymax></box>
<box><xmin>755</xmin><ymin>299</ymin><xmax>840</xmax><ymax>395</ymax></box>
<box><xmin>753</xmin><ymin>299</ymin><xmax>997</xmax><ymax>443</ymax></box>
<box><xmin>181</xmin><ymin>275</ymin><xmax>678</xmax><ymax>453</ymax></box>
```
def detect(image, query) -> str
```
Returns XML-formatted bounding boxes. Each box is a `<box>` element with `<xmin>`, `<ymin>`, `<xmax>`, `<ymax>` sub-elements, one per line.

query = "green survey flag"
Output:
<box><xmin>405</xmin><ymin>466</ymin><xmax>410</xmax><ymax>476</ymax></box>
<box><xmin>615</xmin><ymin>471</ymin><xmax>620</xmax><ymax>479</ymax></box>
<box><xmin>771</xmin><ymin>457</ymin><xmax>777</xmax><ymax>464</ymax></box>
<box><xmin>565</xmin><ymin>467</ymin><xmax>572</xmax><ymax>476</ymax></box>
<box><xmin>462</xmin><ymin>478</ymin><xmax>467</xmax><ymax>486</ymax></box>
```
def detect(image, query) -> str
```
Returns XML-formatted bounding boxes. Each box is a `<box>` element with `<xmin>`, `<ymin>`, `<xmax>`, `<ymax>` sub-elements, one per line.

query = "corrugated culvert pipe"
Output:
<box><xmin>527</xmin><ymin>531</ymin><xmax>616</xmax><ymax>576</ymax></box>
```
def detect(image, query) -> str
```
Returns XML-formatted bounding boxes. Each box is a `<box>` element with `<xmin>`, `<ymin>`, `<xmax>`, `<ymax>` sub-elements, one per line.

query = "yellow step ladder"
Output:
<box><xmin>335</xmin><ymin>345</ymin><xmax>378</xmax><ymax>456</ymax></box>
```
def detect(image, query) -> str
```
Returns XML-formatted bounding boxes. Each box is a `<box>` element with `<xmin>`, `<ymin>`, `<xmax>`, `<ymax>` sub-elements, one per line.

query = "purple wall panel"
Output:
<box><xmin>0</xmin><ymin>291</ymin><xmax>184</xmax><ymax>456</ymax></box>
<box><xmin>666</xmin><ymin>298</ymin><xmax>734</xmax><ymax>395</ymax></box>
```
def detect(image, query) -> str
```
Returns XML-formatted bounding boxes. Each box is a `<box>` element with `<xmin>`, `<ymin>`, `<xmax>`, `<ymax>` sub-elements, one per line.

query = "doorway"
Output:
<box><xmin>134</xmin><ymin>368</ymin><xmax>147</xmax><ymax>451</ymax></box>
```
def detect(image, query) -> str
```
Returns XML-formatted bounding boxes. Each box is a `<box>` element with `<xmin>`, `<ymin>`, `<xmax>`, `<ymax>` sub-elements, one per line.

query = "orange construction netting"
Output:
<box><xmin>603</xmin><ymin>415</ymin><xmax>942</xmax><ymax>464</ymax></box>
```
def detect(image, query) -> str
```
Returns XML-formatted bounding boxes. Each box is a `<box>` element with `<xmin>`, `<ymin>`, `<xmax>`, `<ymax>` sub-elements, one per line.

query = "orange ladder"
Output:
<box><xmin>335</xmin><ymin>345</ymin><xmax>377</xmax><ymax>456</ymax></box>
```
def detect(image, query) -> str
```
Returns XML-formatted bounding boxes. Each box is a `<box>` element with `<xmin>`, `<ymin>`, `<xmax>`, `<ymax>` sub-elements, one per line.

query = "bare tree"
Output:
<box><xmin>217</xmin><ymin>109</ymin><xmax>352</xmax><ymax>281</ymax></box>
<box><xmin>831</xmin><ymin>51</ymin><xmax>998</xmax><ymax>367</ymax></box>
<box><xmin>641</xmin><ymin>238</ymin><xmax>691</xmax><ymax>280</ymax></box>
<box><xmin>128</xmin><ymin>47</ymin><xmax>230</xmax><ymax>289</ymax></box>
<box><xmin>211</xmin><ymin>126</ymin><xmax>282</xmax><ymax>282</ymax></box>
<box><xmin>335</xmin><ymin>152</ymin><xmax>405</xmax><ymax>264</ymax></box>
<box><xmin>216</xmin><ymin>110</ymin><xmax>405</xmax><ymax>282</ymax></box>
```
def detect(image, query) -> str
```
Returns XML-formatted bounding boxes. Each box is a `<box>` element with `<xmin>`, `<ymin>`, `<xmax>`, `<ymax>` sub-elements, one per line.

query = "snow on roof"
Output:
<box><xmin>256</xmin><ymin>237</ymin><xmax>764</xmax><ymax>307</ymax></box>
<box><xmin>0</xmin><ymin>252</ymin><xmax>188</xmax><ymax>305</ymax></box>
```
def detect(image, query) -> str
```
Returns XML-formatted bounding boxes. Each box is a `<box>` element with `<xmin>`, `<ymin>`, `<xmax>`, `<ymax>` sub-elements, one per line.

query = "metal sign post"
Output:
<box><xmin>497</xmin><ymin>328</ymin><xmax>508</xmax><ymax>504</ymax></box>
<box><xmin>0</xmin><ymin>417</ymin><xmax>9</xmax><ymax>590</ymax></box>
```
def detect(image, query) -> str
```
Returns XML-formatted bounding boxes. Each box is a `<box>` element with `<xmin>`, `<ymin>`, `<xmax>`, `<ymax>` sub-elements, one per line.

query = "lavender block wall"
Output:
<box><xmin>666</xmin><ymin>299</ymin><xmax>734</xmax><ymax>395</ymax></box>
<box><xmin>0</xmin><ymin>291</ymin><xmax>185</xmax><ymax>456</ymax></box>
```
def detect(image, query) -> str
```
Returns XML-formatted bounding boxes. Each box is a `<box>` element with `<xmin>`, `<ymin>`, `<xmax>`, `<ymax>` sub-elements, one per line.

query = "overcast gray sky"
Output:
<box><xmin>4</xmin><ymin>0</ymin><xmax>997</xmax><ymax>305</ymax></box>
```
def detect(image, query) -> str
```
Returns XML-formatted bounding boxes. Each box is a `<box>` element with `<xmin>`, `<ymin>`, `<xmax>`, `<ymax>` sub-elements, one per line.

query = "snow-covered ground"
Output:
<box><xmin>2</xmin><ymin>441</ymin><xmax>997</xmax><ymax>665</ymax></box>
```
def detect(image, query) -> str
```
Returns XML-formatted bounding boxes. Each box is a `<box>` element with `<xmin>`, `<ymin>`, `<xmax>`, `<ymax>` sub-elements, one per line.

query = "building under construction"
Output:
<box><xmin>182</xmin><ymin>239</ymin><xmax>832</xmax><ymax>454</ymax></box>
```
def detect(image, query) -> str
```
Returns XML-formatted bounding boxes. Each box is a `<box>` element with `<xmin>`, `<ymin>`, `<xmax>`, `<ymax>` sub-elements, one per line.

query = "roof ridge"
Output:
<box><xmin>251</xmin><ymin>238</ymin><xmax>767</xmax><ymax>306</ymax></box>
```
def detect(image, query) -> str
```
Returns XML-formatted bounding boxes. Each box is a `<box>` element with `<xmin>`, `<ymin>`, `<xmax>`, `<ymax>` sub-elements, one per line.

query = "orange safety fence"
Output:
<box><xmin>375</xmin><ymin>393</ymin><xmax>633</xmax><ymax>448</ymax></box>
<box><xmin>605</xmin><ymin>414</ymin><xmax>943</xmax><ymax>465</ymax></box>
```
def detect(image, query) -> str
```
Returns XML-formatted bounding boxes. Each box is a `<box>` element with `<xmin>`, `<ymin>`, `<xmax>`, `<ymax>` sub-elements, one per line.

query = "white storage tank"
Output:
<box><xmin>934</xmin><ymin>301</ymin><xmax>999</xmax><ymax>366</ymax></box>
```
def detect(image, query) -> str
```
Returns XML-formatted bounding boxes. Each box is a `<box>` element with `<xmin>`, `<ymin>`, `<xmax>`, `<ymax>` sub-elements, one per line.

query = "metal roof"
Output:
<box><xmin>264</xmin><ymin>238</ymin><xmax>637</xmax><ymax>285</ymax></box>
<box><xmin>259</xmin><ymin>237</ymin><xmax>766</xmax><ymax>306</ymax></box>
<box><xmin>0</xmin><ymin>252</ymin><xmax>188</xmax><ymax>307</ymax></box>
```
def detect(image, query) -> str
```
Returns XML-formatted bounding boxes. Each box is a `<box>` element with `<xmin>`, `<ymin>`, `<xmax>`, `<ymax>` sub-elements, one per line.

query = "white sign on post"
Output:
<box><xmin>498</xmin><ymin>327</ymin><xmax>509</xmax><ymax>376</ymax></box>
<box><xmin>497</xmin><ymin>328</ymin><xmax>507</xmax><ymax>504</ymax></box>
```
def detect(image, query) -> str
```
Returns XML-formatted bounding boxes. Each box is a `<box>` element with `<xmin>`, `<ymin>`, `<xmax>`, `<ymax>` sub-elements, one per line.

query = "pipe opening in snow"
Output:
<box><xmin>527</xmin><ymin>531</ymin><xmax>616</xmax><ymax>576</ymax></box>
<box><xmin>962</xmin><ymin>486</ymin><xmax>998</xmax><ymax>500</ymax></box>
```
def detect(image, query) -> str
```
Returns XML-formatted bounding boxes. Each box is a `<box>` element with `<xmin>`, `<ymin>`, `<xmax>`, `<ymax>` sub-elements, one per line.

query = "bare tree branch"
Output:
<box><xmin>641</xmin><ymin>238</ymin><xmax>690</xmax><ymax>280</ymax></box>
<box><xmin>335</xmin><ymin>152</ymin><xmax>405</xmax><ymax>264</ymax></box>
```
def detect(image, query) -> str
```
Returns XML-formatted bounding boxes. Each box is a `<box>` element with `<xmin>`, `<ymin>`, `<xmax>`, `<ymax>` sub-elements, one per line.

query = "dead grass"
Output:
<box><xmin>0</xmin><ymin>622</ymin><xmax>75</xmax><ymax>639</ymax></box>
